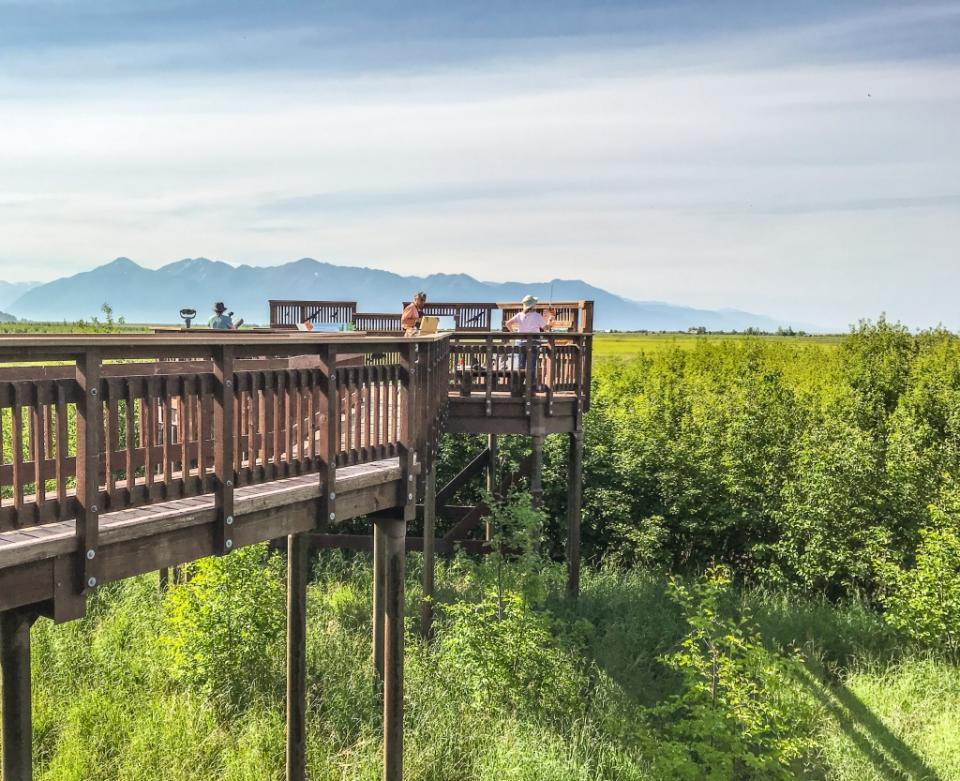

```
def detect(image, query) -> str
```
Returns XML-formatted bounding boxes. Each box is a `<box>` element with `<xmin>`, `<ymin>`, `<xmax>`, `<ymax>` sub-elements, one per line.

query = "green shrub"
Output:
<box><xmin>162</xmin><ymin>545</ymin><xmax>286</xmax><ymax>709</ymax></box>
<box><xmin>651</xmin><ymin>566</ymin><xmax>815</xmax><ymax>780</ymax></box>
<box><xmin>880</xmin><ymin>510</ymin><xmax>960</xmax><ymax>661</ymax></box>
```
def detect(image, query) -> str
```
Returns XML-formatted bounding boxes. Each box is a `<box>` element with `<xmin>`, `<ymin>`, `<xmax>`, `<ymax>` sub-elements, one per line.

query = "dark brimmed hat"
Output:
<box><xmin>214</xmin><ymin>302</ymin><xmax>227</xmax><ymax>313</ymax></box>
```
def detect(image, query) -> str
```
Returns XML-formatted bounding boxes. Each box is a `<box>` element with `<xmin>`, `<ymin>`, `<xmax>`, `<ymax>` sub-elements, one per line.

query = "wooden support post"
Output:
<box><xmin>566</xmin><ymin>431</ymin><xmax>584</xmax><ymax>598</ymax></box>
<box><xmin>1</xmin><ymin>610</ymin><xmax>38</xmax><ymax>781</ymax></box>
<box><xmin>530</xmin><ymin>433</ymin><xmax>545</xmax><ymax>509</ymax></box>
<box><xmin>382</xmin><ymin>516</ymin><xmax>406</xmax><ymax>781</ymax></box>
<box><xmin>75</xmin><ymin>349</ymin><xmax>101</xmax><ymax>594</ymax></box>
<box><xmin>286</xmin><ymin>533</ymin><xmax>308</xmax><ymax>781</ymax></box>
<box><xmin>322</xmin><ymin>344</ymin><xmax>338</xmax><ymax>527</ymax></box>
<box><xmin>421</xmin><ymin>465</ymin><xmax>436</xmax><ymax>638</ymax></box>
<box><xmin>159</xmin><ymin>568</ymin><xmax>169</xmax><ymax>592</ymax></box>
<box><xmin>372</xmin><ymin>520</ymin><xmax>386</xmax><ymax>680</ymax></box>
<box><xmin>486</xmin><ymin>434</ymin><xmax>498</xmax><ymax>541</ymax></box>
<box><xmin>213</xmin><ymin>346</ymin><xmax>236</xmax><ymax>556</ymax></box>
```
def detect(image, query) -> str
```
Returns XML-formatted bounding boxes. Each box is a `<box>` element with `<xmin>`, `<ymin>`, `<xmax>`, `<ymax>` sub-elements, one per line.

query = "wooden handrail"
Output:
<box><xmin>0</xmin><ymin>334</ymin><xmax>449</xmax><ymax>594</ymax></box>
<box><xmin>446</xmin><ymin>333</ymin><xmax>590</xmax><ymax>408</ymax></box>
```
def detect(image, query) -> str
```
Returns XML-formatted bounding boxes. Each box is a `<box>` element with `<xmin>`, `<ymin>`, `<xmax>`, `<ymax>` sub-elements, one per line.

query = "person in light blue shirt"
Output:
<box><xmin>207</xmin><ymin>302</ymin><xmax>234</xmax><ymax>330</ymax></box>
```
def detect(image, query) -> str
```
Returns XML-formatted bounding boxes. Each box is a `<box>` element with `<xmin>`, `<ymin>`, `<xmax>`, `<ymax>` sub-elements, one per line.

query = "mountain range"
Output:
<box><xmin>0</xmin><ymin>281</ymin><xmax>39</xmax><ymax>313</ymax></box>
<box><xmin>6</xmin><ymin>257</ymin><xmax>811</xmax><ymax>332</ymax></box>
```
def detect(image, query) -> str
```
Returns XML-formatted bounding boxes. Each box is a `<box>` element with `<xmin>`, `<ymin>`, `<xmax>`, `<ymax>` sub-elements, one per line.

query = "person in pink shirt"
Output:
<box><xmin>506</xmin><ymin>295</ymin><xmax>547</xmax><ymax>384</ymax></box>
<box><xmin>506</xmin><ymin>295</ymin><xmax>548</xmax><ymax>334</ymax></box>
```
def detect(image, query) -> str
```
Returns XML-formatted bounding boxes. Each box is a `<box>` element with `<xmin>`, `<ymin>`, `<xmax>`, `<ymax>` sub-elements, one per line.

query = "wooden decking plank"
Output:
<box><xmin>0</xmin><ymin>458</ymin><xmax>404</xmax><ymax>572</ymax></box>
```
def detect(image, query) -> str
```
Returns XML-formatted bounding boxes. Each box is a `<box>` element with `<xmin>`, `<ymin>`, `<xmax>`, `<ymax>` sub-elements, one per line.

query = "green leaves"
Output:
<box><xmin>652</xmin><ymin>566</ymin><xmax>815</xmax><ymax>780</ymax></box>
<box><xmin>162</xmin><ymin>545</ymin><xmax>286</xmax><ymax>710</ymax></box>
<box><xmin>880</xmin><ymin>499</ymin><xmax>960</xmax><ymax>661</ymax></box>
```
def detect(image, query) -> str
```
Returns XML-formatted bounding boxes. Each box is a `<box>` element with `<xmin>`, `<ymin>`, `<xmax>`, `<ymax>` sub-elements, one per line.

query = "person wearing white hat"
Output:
<box><xmin>506</xmin><ymin>294</ymin><xmax>548</xmax><ymax>387</ymax></box>
<box><xmin>506</xmin><ymin>295</ymin><xmax>547</xmax><ymax>334</ymax></box>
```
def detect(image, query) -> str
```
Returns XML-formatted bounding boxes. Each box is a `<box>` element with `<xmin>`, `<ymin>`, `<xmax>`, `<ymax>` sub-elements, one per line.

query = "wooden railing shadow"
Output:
<box><xmin>795</xmin><ymin>659</ymin><xmax>942</xmax><ymax>781</ymax></box>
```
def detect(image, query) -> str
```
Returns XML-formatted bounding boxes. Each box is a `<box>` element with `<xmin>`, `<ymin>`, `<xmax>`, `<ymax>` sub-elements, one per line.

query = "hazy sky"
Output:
<box><xmin>1</xmin><ymin>1</ymin><xmax>958</xmax><ymax>329</ymax></box>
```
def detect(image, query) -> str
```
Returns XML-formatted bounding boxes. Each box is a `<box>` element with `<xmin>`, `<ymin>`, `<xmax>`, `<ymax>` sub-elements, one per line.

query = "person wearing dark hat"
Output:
<box><xmin>208</xmin><ymin>302</ymin><xmax>234</xmax><ymax>330</ymax></box>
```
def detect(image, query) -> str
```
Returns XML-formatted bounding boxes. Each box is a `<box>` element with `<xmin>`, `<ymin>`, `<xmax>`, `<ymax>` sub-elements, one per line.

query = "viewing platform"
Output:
<box><xmin>0</xmin><ymin>300</ymin><xmax>592</xmax><ymax>781</ymax></box>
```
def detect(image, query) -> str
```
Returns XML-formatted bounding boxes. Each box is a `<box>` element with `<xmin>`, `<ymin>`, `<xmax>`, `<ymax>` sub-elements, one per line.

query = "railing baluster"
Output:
<box><xmin>232</xmin><ymin>375</ymin><xmax>242</xmax><ymax>481</ymax></box>
<box><xmin>124</xmin><ymin>380</ymin><xmax>135</xmax><ymax>498</ymax></box>
<box><xmin>249</xmin><ymin>371</ymin><xmax>260</xmax><ymax>482</ymax></box>
<box><xmin>56</xmin><ymin>383</ymin><xmax>69</xmax><ymax>520</ymax></box>
<box><xmin>162</xmin><ymin>378</ymin><xmax>174</xmax><ymax>497</ymax></box>
<box><xmin>143</xmin><ymin>379</ymin><xmax>156</xmax><ymax>498</ymax></box>
<box><xmin>104</xmin><ymin>380</ymin><xmax>119</xmax><ymax>502</ymax></box>
<box><xmin>293</xmin><ymin>370</ymin><xmax>303</xmax><ymax>473</ymax></box>
<box><xmin>31</xmin><ymin>383</ymin><xmax>45</xmax><ymax>522</ymax></box>
<box><xmin>307</xmin><ymin>370</ymin><xmax>317</xmax><ymax>468</ymax></box>
<box><xmin>350</xmin><ymin>369</ymin><xmax>360</xmax><ymax>464</ymax></box>
<box><xmin>199</xmin><ymin>374</ymin><xmax>213</xmax><ymax>492</ymax></box>
<box><xmin>373</xmin><ymin>367</ymin><xmax>382</xmax><ymax>458</ymax></box>
<box><xmin>11</xmin><ymin>386</ymin><xmax>24</xmax><ymax>524</ymax></box>
<box><xmin>182</xmin><ymin>377</ymin><xmax>193</xmax><ymax>494</ymax></box>
<box><xmin>285</xmin><ymin>370</ymin><xmax>294</xmax><ymax>471</ymax></box>
<box><xmin>259</xmin><ymin>372</ymin><xmax>271</xmax><ymax>478</ymax></box>
<box><xmin>278</xmin><ymin>370</ymin><xmax>288</xmax><ymax>477</ymax></box>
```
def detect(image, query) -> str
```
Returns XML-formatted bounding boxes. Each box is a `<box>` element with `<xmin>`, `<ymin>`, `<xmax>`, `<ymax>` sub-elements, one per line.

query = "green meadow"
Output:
<box><xmin>4</xmin><ymin>317</ymin><xmax>960</xmax><ymax>779</ymax></box>
<box><xmin>593</xmin><ymin>331</ymin><xmax>844</xmax><ymax>360</ymax></box>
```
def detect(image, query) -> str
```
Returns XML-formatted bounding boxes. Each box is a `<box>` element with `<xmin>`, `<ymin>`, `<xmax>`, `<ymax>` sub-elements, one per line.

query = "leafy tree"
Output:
<box><xmin>879</xmin><ymin>490</ymin><xmax>960</xmax><ymax>661</ymax></box>
<box><xmin>652</xmin><ymin>566</ymin><xmax>815</xmax><ymax>780</ymax></box>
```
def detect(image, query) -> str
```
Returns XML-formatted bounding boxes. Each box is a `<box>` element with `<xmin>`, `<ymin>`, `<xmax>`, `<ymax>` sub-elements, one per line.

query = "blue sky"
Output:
<box><xmin>1</xmin><ymin>0</ymin><xmax>958</xmax><ymax>329</ymax></box>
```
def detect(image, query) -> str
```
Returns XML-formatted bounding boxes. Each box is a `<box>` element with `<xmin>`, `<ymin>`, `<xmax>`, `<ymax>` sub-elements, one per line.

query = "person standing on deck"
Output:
<box><xmin>506</xmin><ymin>295</ymin><xmax>547</xmax><ymax>335</ymax></box>
<box><xmin>402</xmin><ymin>292</ymin><xmax>427</xmax><ymax>336</ymax></box>
<box><xmin>208</xmin><ymin>302</ymin><xmax>234</xmax><ymax>329</ymax></box>
<box><xmin>506</xmin><ymin>295</ymin><xmax>547</xmax><ymax>386</ymax></box>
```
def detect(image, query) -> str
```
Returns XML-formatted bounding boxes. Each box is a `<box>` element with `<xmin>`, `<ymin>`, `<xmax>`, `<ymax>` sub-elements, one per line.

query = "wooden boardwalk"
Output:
<box><xmin>0</xmin><ymin>311</ymin><xmax>592</xmax><ymax>781</ymax></box>
<box><xmin>0</xmin><ymin>459</ymin><xmax>402</xmax><ymax>601</ymax></box>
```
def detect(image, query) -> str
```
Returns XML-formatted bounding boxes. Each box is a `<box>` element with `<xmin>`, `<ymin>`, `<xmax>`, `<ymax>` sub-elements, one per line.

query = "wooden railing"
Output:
<box><xmin>0</xmin><ymin>334</ymin><xmax>448</xmax><ymax>589</ymax></box>
<box><xmin>498</xmin><ymin>300</ymin><xmax>594</xmax><ymax>333</ymax></box>
<box><xmin>447</xmin><ymin>333</ymin><xmax>591</xmax><ymax>414</ymax></box>
<box><xmin>401</xmin><ymin>302</ymin><xmax>497</xmax><ymax>331</ymax></box>
<box><xmin>354</xmin><ymin>312</ymin><xmax>403</xmax><ymax>333</ymax></box>
<box><xmin>270</xmin><ymin>300</ymin><xmax>594</xmax><ymax>339</ymax></box>
<box><xmin>269</xmin><ymin>300</ymin><xmax>357</xmax><ymax>329</ymax></box>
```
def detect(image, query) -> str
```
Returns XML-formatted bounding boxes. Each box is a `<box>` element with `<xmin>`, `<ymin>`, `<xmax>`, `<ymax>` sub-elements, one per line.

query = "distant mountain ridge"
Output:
<box><xmin>0</xmin><ymin>281</ymin><xmax>39</xmax><ymax>311</ymax></box>
<box><xmin>8</xmin><ymin>257</ymin><xmax>809</xmax><ymax>332</ymax></box>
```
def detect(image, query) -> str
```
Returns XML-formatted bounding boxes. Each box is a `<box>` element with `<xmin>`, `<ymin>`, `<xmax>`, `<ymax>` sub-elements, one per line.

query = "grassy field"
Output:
<box><xmin>0</xmin><ymin>321</ymin><xmax>150</xmax><ymax>335</ymax></box>
<box><xmin>593</xmin><ymin>332</ymin><xmax>844</xmax><ymax>360</ymax></box>
<box><xmin>17</xmin><ymin>553</ymin><xmax>960</xmax><ymax>781</ymax></box>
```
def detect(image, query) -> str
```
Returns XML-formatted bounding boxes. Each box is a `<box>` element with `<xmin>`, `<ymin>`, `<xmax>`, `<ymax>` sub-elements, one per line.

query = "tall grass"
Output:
<box><xmin>7</xmin><ymin>552</ymin><xmax>956</xmax><ymax>780</ymax></box>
